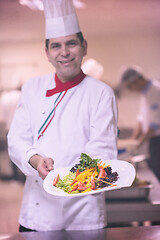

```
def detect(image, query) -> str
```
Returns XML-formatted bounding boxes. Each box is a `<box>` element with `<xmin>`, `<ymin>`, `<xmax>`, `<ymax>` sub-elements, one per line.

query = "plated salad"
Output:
<box><xmin>52</xmin><ymin>153</ymin><xmax>119</xmax><ymax>194</ymax></box>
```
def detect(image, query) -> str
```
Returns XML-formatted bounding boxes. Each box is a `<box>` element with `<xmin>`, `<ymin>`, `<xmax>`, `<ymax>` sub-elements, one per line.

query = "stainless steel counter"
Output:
<box><xmin>1</xmin><ymin>226</ymin><xmax>160</xmax><ymax>240</ymax></box>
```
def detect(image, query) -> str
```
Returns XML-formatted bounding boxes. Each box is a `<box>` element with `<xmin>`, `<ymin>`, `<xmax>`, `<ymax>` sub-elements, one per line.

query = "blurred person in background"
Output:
<box><xmin>119</xmin><ymin>65</ymin><xmax>160</xmax><ymax>181</ymax></box>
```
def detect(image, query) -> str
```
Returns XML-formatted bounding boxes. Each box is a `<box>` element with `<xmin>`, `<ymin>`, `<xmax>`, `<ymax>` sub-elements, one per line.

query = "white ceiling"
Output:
<box><xmin>1</xmin><ymin>0</ymin><xmax>160</xmax><ymax>43</ymax></box>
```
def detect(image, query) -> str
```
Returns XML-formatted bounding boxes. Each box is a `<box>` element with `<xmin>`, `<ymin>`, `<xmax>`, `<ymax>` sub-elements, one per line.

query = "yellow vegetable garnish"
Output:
<box><xmin>86</xmin><ymin>179</ymin><xmax>91</xmax><ymax>188</ymax></box>
<box><xmin>82</xmin><ymin>188</ymin><xmax>91</xmax><ymax>193</ymax></box>
<box><xmin>76</xmin><ymin>168</ymin><xmax>95</xmax><ymax>181</ymax></box>
<box><xmin>70</xmin><ymin>168</ymin><xmax>96</xmax><ymax>190</ymax></box>
<box><xmin>71</xmin><ymin>181</ymin><xmax>79</xmax><ymax>189</ymax></box>
<box><xmin>97</xmin><ymin>161</ymin><xmax>110</xmax><ymax>169</ymax></box>
<box><xmin>92</xmin><ymin>169</ymin><xmax>98</xmax><ymax>178</ymax></box>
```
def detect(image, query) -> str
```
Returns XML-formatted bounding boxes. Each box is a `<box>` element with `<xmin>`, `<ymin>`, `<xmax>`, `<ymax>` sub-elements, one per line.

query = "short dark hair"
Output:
<box><xmin>121</xmin><ymin>68</ymin><xmax>143</xmax><ymax>83</ymax></box>
<box><xmin>45</xmin><ymin>32</ymin><xmax>84</xmax><ymax>49</ymax></box>
<box><xmin>77</xmin><ymin>32</ymin><xmax>84</xmax><ymax>44</ymax></box>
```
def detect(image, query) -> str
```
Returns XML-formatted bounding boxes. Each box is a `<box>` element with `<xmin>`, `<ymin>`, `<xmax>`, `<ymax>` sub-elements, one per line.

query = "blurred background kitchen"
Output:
<box><xmin>0</xmin><ymin>0</ymin><xmax>160</xmax><ymax>234</ymax></box>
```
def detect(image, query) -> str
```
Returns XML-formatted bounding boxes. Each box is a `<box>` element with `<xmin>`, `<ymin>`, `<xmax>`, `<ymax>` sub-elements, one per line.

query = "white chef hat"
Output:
<box><xmin>43</xmin><ymin>0</ymin><xmax>81</xmax><ymax>39</ymax></box>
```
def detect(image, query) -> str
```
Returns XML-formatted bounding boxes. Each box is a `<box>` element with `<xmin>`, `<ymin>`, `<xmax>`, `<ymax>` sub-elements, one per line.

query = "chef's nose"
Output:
<box><xmin>61</xmin><ymin>44</ymin><xmax>70</xmax><ymax>58</ymax></box>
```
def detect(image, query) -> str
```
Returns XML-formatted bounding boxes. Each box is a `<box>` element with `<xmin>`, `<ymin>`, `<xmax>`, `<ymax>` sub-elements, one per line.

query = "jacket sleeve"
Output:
<box><xmin>85</xmin><ymin>87</ymin><xmax>118</xmax><ymax>161</ymax></box>
<box><xmin>7</xmin><ymin>84</ymin><xmax>39</xmax><ymax>176</ymax></box>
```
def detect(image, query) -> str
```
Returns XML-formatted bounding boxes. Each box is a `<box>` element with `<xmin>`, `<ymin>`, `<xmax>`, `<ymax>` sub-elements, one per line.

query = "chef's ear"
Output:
<box><xmin>45</xmin><ymin>39</ymin><xmax>51</xmax><ymax>62</ymax></box>
<box><xmin>45</xmin><ymin>47</ymin><xmax>50</xmax><ymax>62</ymax></box>
<box><xmin>82</xmin><ymin>40</ymin><xmax>88</xmax><ymax>57</ymax></box>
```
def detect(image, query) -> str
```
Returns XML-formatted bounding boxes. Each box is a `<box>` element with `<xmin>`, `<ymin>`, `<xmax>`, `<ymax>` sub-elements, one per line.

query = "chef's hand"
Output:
<box><xmin>29</xmin><ymin>154</ymin><xmax>54</xmax><ymax>180</ymax></box>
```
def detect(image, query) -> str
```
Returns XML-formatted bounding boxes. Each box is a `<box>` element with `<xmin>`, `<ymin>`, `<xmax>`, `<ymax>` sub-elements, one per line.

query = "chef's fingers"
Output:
<box><xmin>35</xmin><ymin>158</ymin><xmax>53</xmax><ymax>180</ymax></box>
<box><xmin>44</xmin><ymin>158</ymin><xmax>54</xmax><ymax>171</ymax></box>
<box><xmin>37</xmin><ymin>165</ymin><xmax>51</xmax><ymax>180</ymax></box>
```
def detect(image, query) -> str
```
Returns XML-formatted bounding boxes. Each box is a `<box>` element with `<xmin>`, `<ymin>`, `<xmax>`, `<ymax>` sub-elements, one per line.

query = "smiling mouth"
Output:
<box><xmin>59</xmin><ymin>58</ymin><xmax>74</xmax><ymax>64</ymax></box>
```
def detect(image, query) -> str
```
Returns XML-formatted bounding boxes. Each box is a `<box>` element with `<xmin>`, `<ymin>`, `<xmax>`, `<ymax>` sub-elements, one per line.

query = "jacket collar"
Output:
<box><xmin>46</xmin><ymin>70</ymin><xmax>86</xmax><ymax>97</ymax></box>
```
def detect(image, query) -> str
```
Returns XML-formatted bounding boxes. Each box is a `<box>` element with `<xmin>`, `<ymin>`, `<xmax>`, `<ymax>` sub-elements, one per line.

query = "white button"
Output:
<box><xmin>41</xmin><ymin>110</ymin><xmax>45</xmax><ymax>114</ymax></box>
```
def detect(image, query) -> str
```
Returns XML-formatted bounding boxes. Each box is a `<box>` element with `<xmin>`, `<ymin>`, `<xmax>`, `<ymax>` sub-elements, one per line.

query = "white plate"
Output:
<box><xmin>43</xmin><ymin>160</ymin><xmax>136</xmax><ymax>197</ymax></box>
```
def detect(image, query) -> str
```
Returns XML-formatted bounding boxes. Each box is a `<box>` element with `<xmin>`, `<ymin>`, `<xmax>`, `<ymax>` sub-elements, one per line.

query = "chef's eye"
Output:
<box><xmin>50</xmin><ymin>43</ymin><xmax>61</xmax><ymax>49</ymax></box>
<box><xmin>67</xmin><ymin>41</ymin><xmax>77</xmax><ymax>47</ymax></box>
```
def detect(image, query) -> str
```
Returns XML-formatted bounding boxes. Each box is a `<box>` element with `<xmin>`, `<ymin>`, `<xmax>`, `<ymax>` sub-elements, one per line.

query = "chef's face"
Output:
<box><xmin>45</xmin><ymin>34</ymin><xmax>87</xmax><ymax>82</ymax></box>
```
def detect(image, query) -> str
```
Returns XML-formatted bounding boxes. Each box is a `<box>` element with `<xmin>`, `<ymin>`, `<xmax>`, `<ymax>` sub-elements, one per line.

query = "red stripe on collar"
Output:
<box><xmin>46</xmin><ymin>70</ymin><xmax>86</xmax><ymax>97</ymax></box>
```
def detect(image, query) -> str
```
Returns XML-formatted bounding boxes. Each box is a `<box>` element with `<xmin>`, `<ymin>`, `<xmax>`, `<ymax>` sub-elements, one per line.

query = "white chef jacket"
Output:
<box><xmin>7</xmin><ymin>73</ymin><xmax>118</xmax><ymax>231</ymax></box>
<box><xmin>137</xmin><ymin>80</ymin><xmax>160</xmax><ymax>136</ymax></box>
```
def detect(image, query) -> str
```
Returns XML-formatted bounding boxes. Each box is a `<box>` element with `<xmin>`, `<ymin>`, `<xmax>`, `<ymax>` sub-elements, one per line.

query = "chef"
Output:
<box><xmin>7</xmin><ymin>0</ymin><xmax>118</xmax><ymax>231</ymax></box>
<box><xmin>119</xmin><ymin>65</ymin><xmax>160</xmax><ymax>180</ymax></box>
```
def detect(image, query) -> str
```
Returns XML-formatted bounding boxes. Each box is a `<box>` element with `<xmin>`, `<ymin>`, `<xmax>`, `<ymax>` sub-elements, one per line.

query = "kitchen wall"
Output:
<box><xmin>1</xmin><ymin>32</ymin><xmax>160</xmax><ymax>128</ymax></box>
<box><xmin>0</xmin><ymin>0</ymin><xmax>160</xmax><ymax>129</ymax></box>
<box><xmin>86</xmin><ymin>31</ymin><xmax>160</xmax><ymax>128</ymax></box>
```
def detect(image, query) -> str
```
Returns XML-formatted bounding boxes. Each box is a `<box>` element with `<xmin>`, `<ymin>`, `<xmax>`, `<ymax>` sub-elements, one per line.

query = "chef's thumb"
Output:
<box><xmin>46</xmin><ymin>157</ymin><xmax>54</xmax><ymax>170</ymax></box>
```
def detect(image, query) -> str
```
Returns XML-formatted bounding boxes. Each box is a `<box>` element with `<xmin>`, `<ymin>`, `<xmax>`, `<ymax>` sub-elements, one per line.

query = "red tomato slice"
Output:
<box><xmin>77</xmin><ymin>181</ymin><xmax>87</xmax><ymax>191</ymax></box>
<box><xmin>98</xmin><ymin>168</ymin><xmax>107</xmax><ymax>178</ymax></box>
<box><xmin>91</xmin><ymin>176</ymin><xmax>96</xmax><ymax>190</ymax></box>
<box><xmin>53</xmin><ymin>174</ymin><xmax>60</xmax><ymax>186</ymax></box>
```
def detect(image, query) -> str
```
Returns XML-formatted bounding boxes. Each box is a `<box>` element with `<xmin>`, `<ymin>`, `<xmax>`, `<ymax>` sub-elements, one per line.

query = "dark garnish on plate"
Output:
<box><xmin>70</xmin><ymin>153</ymin><xmax>119</xmax><ymax>189</ymax></box>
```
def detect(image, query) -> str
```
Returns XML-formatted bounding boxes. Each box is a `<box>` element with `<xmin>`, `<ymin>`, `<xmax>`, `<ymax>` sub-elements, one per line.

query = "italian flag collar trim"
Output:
<box><xmin>46</xmin><ymin>70</ymin><xmax>86</xmax><ymax>97</ymax></box>
<box><xmin>38</xmin><ymin>91</ymin><xmax>67</xmax><ymax>140</ymax></box>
